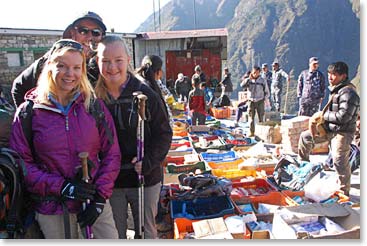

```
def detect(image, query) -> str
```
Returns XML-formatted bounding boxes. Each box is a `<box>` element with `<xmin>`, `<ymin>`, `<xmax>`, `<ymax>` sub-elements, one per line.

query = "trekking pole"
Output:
<box><xmin>78</xmin><ymin>152</ymin><xmax>94</xmax><ymax>239</ymax></box>
<box><xmin>133</xmin><ymin>91</ymin><xmax>148</xmax><ymax>239</ymax></box>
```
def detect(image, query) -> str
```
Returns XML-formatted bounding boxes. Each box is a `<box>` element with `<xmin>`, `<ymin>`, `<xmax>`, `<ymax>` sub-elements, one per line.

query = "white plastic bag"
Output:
<box><xmin>304</xmin><ymin>171</ymin><xmax>341</xmax><ymax>202</ymax></box>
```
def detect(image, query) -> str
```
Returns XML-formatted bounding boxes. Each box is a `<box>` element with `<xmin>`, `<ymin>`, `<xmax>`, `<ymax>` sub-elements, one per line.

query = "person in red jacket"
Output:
<box><xmin>188</xmin><ymin>74</ymin><xmax>206</xmax><ymax>125</ymax></box>
<box><xmin>9</xmin><ymin>39</ymin><xmax>121</xmax><ymax>239</ymax></box>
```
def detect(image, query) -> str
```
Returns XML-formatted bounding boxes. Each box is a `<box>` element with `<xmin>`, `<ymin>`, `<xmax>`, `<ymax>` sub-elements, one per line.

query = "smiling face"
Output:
<box><xmin>97</xmin><ymin>41</ymin><xmax>130</xmax><ymax>87</ymax></box>
<box><xmin>50</xmin><ymin>50</ymin><xmax>83</xmax><ymax>97</ymax></box>
<box><xmin>71</xmin><ymin>19</ymin><xmax>103</xmax><ymax>58</ymax></box>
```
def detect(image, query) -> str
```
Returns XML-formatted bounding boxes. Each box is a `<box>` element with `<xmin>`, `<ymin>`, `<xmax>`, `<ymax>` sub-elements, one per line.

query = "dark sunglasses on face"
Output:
<box><xmin>50</xmin><ymin>39</ymin><xmax>84</xmax><ymax>55</ymax></box>
<box><xmin>75</xmin><ymin>26</ymin><xmax>103</xmax><ymax>37</ymax></box>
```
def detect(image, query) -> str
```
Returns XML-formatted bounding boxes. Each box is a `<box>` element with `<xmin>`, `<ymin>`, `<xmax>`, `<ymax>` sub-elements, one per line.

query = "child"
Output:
<box><xmin>188</xmin><ymin>74</ymin><xmax>206</xmax><ymax>125</ymax></box>
<box><xmin>200</xmin><ymin>82</ymin><xmax>214</xmax><ymax>113</ymax></box>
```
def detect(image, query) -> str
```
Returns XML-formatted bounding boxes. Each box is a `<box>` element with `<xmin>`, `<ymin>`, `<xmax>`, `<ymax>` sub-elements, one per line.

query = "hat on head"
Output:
<box><xmin>262</xmin><ymin>63</ymin><xmax>268</xmax><ymax>68</ymax></box>
<box><xmin>62</xmin><ymin>24</ymin><xmax>73</xmax><ymax>38</ymax></box>
<box><xmin>178</xmin><ymin>73</ymin><xmax>184</xmax><ymax>80</ymax></box>
<box><xmin>309</xmin><ymin>56</ymin><xmax>319</xmax><ymax>64</ymax></box>
<box><xmin>272</xmin><ymin>61</ymin><xmax>279</xmax><ymax>66</ymax></box>
<box><xmin>72</xmin><ymin>11</ymin><xmax>107</xmax><ymax>32</ymax></box>
<box><xmin>194</xmin><ymin>65</ymin><xmax>201</xmax><ymax>72</ymax></box>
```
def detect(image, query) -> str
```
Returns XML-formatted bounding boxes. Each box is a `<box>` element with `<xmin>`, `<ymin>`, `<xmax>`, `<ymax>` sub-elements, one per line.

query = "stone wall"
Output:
<box><xmin>0</xmin><ymin>31</ymin><xmax>134</xmax><ymax>103</ymax></box>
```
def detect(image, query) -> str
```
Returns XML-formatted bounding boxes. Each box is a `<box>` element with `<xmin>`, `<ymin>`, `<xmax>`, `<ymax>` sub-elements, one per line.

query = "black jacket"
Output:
<box><xmin>324</xmin><ymin>81</ymin><xmax>360</xmax><ymax>134</ymax></box>
<box><xmin>11</xmin><ymin>52</ymin><xmax>99</xmax><ymax>107</ymax></box>
<box><xmin>103</xmin><ymin>75</ymin><xmax>172</xmax><ymax>188</ymax></box>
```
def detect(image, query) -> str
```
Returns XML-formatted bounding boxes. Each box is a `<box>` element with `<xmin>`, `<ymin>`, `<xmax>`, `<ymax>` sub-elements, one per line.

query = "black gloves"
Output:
<box><xmin>77</xmin><ymin>193</ymin><xmax>106</xmax><ymax>228</ymax></box>
<box><xmin>60</xmin><ymin>179</ymin><xmax>96</xmax><ymax>202</ymax></box>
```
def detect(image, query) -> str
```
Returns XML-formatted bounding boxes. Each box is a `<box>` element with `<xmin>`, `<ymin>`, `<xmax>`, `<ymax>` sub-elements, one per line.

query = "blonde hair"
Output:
<box><xmin>95</xmin><ymin>35</ymin><xmax>134</xmax><ymax>103</ymax></box>
<box><xmin>36</xmin><ymin>46</ymin><xmax>95</xmax><ymax>110</ymax></box>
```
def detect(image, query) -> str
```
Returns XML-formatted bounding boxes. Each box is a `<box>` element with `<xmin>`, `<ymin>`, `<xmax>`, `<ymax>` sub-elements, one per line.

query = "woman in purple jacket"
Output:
<box><xmin>9</xmin><ymin>39</ymin><xmax>121</xmax><ymax>239</ymax></box>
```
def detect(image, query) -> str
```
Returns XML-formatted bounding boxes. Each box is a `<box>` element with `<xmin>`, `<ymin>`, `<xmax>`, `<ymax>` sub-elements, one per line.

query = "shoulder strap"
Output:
<box><xmin>19</xmin><ymin>100</ymin><xmax>36</xmax><ymax>158</ymax></box>
<box><xmin>89</xmin><ymin>98</ymin><xmax>114</xmax><ymax>146</ymax></box>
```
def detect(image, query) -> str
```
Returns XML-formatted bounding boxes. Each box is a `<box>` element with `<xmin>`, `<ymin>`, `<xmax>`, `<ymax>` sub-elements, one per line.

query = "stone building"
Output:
<box><xmin>0</xmin><ymin>28</ymin><xmax>135</xmax><ymax>102</ymax></box>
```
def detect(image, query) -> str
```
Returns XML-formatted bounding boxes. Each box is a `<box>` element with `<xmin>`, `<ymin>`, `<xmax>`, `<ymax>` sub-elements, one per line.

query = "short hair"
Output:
<box><xmin>194</xmin><ymin>65</ymin><xmax>201</xmax><ymax>72</ymax></box>
<box><xmin>200</xmin><ymin>82</ymin><xmax>206</xmax><ymax>88</ymax></box>
<box><xmin>328</xmin><ymin>61</ymin><xmax>348</xmax><ymax>78</ymax></box>
<box><xmin>253</xmin><ymin>65</ymin><xmax>261</xmax><ymax>72</ymax></box>
<box><xmin>224</xmin><ymin>67</ymin><xmax>229</xmax><ymax>72</ymax></box>
<box><xmin>192</xmin><ymin>74</ymin><xmax>201</xmax><ymax>86</ymax></box>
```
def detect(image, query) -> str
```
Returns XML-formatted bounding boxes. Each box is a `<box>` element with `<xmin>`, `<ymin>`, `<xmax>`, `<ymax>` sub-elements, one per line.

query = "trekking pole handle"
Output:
<box><xmin>78</xmin><ymin>152</ymin><xmax>93</xmax><ymax>239</ymax></box>
<box><xmin>78</xmin><ymin>152</ymin><xmax>89</xmax><ymax>182</ymax></box>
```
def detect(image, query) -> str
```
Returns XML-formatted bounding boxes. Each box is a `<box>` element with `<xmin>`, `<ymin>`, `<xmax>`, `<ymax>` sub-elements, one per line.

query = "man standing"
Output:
<box><xmin>271</xmin><ymin>61</ymin><xmax>290</xmax><ymax>112</ymax></box>
<box><xmin>174</xmin><ymin>73</ymin><xmax>191</xmax><ymax>103</ymax></box>
<box><xmin>219</xmin><ymin>67</ymin><xmax>233</xmax><ymax>98</ymax></box>
<box><xmin>297</xmin><ymin>57</ymin><xmax>326</xmax><ymax>116</ymax></box>
<box><xmin>11</xmin><ymin>11</ymin><xmax>107</xmax><ymax>107</ymax></box>
<box><xmin>241</xmin><ymin>66</ymin><xmax>270</xmax><ymax>137</ymax></box>
<box><xmin>192</xmin><ymin>65</ymin><xmax>206</xmax><ymax>83</ymax></box>
<box><xmin>298</xmin><ymin>61</ymin><xmax>360</xmax><ymax>196</ymax></box>
<box><xmin>261</xmin><ymin>63</ymin><xmax>272</xmax><ymax>92</ymax></box>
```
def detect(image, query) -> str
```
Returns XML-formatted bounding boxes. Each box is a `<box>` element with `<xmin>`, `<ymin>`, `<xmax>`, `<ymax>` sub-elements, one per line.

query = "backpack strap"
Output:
<box><xmin>19</xmin><ymin>100</ymin><xmax>36</xmax><ymax>159</ymax></box>
<box><xmin>89</xmin><ymin>98</ymin><xmax>114</xmax><ymax>146</ymax></box>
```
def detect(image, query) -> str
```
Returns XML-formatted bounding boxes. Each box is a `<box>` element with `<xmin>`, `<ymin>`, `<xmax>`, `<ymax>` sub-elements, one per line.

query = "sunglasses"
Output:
<box><xmin>50</xmin><ymin>39</ymin><xmax>84</xmax><ymax>55</ymax></box>
<box><xmin>75</xmin><ymin>26</ymin><xmax>103</xmax><ymax>37</ymax></box>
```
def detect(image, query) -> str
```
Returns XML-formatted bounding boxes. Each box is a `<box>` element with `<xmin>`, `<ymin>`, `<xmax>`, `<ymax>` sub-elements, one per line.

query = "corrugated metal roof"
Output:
<box><xmin>137</xmin><ymin>28</ymin><xmax>228</xmax><ymax>40</ymax></box>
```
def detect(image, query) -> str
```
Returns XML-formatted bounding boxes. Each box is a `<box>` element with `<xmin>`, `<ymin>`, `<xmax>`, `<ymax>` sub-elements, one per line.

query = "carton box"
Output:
<box><xmin>272</xmin><ymin>203</ymin><xmax>360</xmax><ymax>239</ymax></box>
<box><xmin>238</xmin><ymin>91</ymin><xmax>249</xmax><ymax>102</ymax></box>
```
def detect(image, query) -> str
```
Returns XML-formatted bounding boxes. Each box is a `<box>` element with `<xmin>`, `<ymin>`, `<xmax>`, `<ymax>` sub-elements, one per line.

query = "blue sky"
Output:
<box><xmin>0</xmin><ymin>0</ymin><xmax>170</xmax><ymax>33</ymax></box>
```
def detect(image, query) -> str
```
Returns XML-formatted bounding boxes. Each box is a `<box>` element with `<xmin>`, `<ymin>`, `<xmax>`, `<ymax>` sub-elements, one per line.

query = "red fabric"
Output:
<box><xmin>189</xmin><ymin>95</ymin><xmax>206</xmax><ymax>115</ymax></box>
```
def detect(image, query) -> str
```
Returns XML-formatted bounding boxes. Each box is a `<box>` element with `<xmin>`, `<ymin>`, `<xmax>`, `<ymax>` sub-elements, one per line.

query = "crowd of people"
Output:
<box><xmin>0</xmin><ymin>10</ymin><xmax>360</xmax><ymax>239</ymax></box>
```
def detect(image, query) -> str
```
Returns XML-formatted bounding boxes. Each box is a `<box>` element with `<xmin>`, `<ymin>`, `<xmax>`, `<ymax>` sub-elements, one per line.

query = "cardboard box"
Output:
<box><xmin>272</xmin><ymin>203</ymin><xmax>360</xmax><ymax>239</ymax></box>
<box><xmin>255</xmin><ymin>124</ymin><xmax>282</xmax><ymax>144</ymax></box>
<box><xmin>238</xmin><ymin>91</ymin><xmax>249</xmax><ymax>102</ymax></box>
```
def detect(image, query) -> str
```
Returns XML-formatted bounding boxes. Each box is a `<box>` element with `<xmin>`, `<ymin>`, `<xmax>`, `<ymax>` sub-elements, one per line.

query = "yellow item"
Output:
<box><xmin>166</xmin><ymin>95</ymin><xmax>176</xmax><ymax>105</ymax></box>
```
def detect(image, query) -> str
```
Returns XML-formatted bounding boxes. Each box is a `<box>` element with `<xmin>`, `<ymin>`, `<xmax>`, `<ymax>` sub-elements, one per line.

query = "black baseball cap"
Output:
<box><xmin>71</xmin><ymin>11</ymin><xmax>107</xmax><ymax>32</ymax></box>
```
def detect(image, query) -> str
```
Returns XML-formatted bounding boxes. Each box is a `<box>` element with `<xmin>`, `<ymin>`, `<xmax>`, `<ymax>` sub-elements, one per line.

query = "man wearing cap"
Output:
<box><xmin>297</xmin><ymin>57</ymin><xmax>326</xmax><ymax>116</ymax></box>
<box><xmin>271</xmin><ymin>61</ymin><xmax>290</xmax><ymax>112</ymax></box>
<box><xmin>261</xmin><ymin>63</ymin><xmax>272</xmax><ymax>110</ymax></box>
<box><xmin>174</xmin><ymin>73</ymin><xmax>191</xmax><ymax>103</ymax></box>
<box><xmin>11</xmin><ymin>11</ymin><xmax>106</xmax><ymax>107</ymax></box>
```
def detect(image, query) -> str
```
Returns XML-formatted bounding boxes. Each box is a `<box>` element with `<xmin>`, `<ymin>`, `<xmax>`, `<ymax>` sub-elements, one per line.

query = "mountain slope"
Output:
<box><xmin>136</xmin><ymin>0</ymin><xmax>360</xmax><ymax>113</ymax></box>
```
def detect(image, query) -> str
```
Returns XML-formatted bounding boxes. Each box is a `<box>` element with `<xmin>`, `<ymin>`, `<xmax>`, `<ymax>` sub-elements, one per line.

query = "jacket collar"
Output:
<box><xmin>329</xmin><ymin>79</ymin><xmax>353</xmax><ymax>94</ymax></box>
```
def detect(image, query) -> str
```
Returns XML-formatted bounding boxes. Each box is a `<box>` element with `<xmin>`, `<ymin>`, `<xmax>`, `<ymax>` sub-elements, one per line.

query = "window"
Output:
<box><xmin>33</xmin><ymin>50</ymin><xmax>46</xmax><ymax>60</ymax></box>
<box><xmin>6</xmin><ymin>52</ymin><xmax>23</xmax><ymax>67</ymax></box>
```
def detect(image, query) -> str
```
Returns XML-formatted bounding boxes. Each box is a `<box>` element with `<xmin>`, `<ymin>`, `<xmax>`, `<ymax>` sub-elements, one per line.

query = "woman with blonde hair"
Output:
<box><xmin>10</xmin><ymin>39</ymin><xmax>121</xmax><ymax>239</ymax></box>
<box><xmin>95</xmin><ymin>35</ymin><xmax>172</xmax><ymax>239</ymax></box>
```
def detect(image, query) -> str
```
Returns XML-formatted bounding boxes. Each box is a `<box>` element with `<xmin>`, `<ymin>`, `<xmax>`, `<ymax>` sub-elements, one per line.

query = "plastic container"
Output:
<box><xmin>230</xmin><ymin>178</ymin><xmax>278</xmax><ymax>200</ymax></box>
<box><xmin>166</xmin><ymin>161</ymin><xmax>207</xmax><ymax>174</ymax></box>
<box><xmin>173</xmin><ymin>214</ymin><xmax>240</xmax><ymax>239</ymax></box>
<box><xmin>207</xmin><ymin>158</ymin><xmax>244</xmax><ymax>170</ymax></box>
<box><xmin>165</xmin><ymin>156</ymin><xmax>185</xmax><ymax>165</ymax></box>
<box><xmin>211</xmin><ymin>169</ymin><xmax>257</xmax><ymax>180</ymax></box>
<box><xmin>281</xmin><ymin>190</ymin><xmax>350</xmax><ymax>205</ymax></box>
<box><xmin>200</xmin><ymin>151</ymin><xmax>237</xmax><ymax>162</ymax></box>
<box><xmin>211</xmin><ymin>107</ymin><xmax>231</xmax><ymax>119</ymax></box>
<box><xmin>232</xmin><ymin>191</ymin><xmax>298</xmax><ymax>215</ymax></box>
<box><xmin>170</xmin><ymin>195</ymin><xmax>235</xmax><ymax>220</ymax></box>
